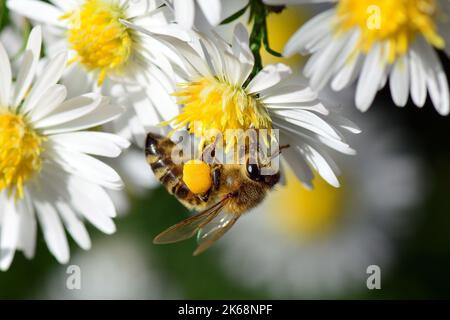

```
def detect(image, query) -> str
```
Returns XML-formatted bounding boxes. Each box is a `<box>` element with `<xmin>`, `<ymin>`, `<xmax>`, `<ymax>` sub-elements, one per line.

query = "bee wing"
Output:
<box><xmin>193</xmin><ymin>212</ymin><xmax>240</xmax><ymax>256</ymax></box>
<box><xmin>153</xmin><ymin>196</ymin><xmax>231</xmax><ymax>244</ymax></box>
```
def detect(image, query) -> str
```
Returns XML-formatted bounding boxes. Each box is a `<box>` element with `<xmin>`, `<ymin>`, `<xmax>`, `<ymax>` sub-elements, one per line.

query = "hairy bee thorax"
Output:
<box><xmin>216</xmin><ymin>165</ymin><xmax>271</xmax><ymax>214</ymax></box>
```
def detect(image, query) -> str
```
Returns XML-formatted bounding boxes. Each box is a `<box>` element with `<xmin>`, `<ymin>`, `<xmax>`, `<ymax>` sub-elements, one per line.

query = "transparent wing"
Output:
<box><xmin>153</xmin><ymin>197</ymin><xmax>231</xmax><ymax>244</ymax></box>
<box><xmin>193</xmin><ymin>212</ymin><xmax>240</xmax><ymax>256</ymax></box>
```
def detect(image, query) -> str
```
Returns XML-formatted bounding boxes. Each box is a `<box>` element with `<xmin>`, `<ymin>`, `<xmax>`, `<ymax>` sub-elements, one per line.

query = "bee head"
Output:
<box><xmin>244</xmin><ymin>143</ymin><xmax>289</xmax><ymax>188</ymax></box>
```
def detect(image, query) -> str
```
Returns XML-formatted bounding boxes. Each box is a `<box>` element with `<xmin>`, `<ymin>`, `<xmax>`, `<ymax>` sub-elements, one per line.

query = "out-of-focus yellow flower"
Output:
<box><xmin>268</xmin><ymin>166</ymin><xmax>345</xmax><ymax>241</ymax></box>
<box><xmin>262</xmin><ymin>7</ymin><xmax>308</xmax><ymax>68</ymax></box>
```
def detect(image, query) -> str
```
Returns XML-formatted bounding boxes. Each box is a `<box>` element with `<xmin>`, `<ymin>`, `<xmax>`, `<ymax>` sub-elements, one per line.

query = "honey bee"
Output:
<box><xmin>145</xmin><ymin>132</ymin><xmax>287</xmax><ymax>256</ymax></box>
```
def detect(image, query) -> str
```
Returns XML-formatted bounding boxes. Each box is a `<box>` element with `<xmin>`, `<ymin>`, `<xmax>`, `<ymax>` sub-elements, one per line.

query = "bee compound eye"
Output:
<box><xmin>246</xmin><ymin>163</ymin><xmax>261</xmax><ymax>181</ymax></box>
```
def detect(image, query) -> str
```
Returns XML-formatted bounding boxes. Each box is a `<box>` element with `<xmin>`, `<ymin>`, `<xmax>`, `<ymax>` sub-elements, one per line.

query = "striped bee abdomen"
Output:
<box><xmin>145</xmin><ymin>133</ymin><xmax>202</xmax><ymax>207</ymax></box>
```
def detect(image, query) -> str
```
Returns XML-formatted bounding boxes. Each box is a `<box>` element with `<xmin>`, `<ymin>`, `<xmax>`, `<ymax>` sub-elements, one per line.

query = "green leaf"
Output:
<box><xmin>220</xmin><ymin>3</ymin><xmax>249</xmax><ymax>25</ymax></box>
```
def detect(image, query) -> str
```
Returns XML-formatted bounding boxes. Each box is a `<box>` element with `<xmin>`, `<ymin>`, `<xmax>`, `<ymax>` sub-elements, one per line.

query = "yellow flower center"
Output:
<box><xmin>268</xmin><ymin>166</ymin><xmax>345</xmax><ymax>241</ymax></box>
<box><xmin>169</xmin><ymin>77</ymin><xmax>272</xmax><ymax>146</ymax></box>
<box><xmin>0</xmin><ymin>110</ymin><xmax>44</xmax><ymax>199</ymax></box>
<box><xmin>182</xmin><ymin>160</ymin><xmax>212</xmax><ymax>194</ymax></box>
<box><xmin>337</xmin><ymin>0</ymin><xmax>445</xmax><ymax>63</ymax></box>
<box><xmin>62</xmin><ymin>0</ymin><xmax>133</xmax><ymax>85</ymax></box>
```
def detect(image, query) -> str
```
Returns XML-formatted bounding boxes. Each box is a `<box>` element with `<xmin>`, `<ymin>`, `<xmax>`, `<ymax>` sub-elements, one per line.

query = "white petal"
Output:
<box><xmin>16</xmin><ymin>192</ymin><xmax>36</xmax><ymax>259</ymax></box>
<box><xmin>55</xmin><ymin>202</ymin><xmax>91</xmax><ymax>250</ymax></box>
<box><xmin>389</xmin><ymin>55</ymin><xmax>410</xmax><ymax>107</ymax></box>
<box><xmin>264</xmin><ymin>0</ymin><xmax>334</xmax><ymax>4</ymax></box>
<box><xmin>223</xmin><ymin>51</ymin><xmax>242</xmax><ymax>86</ymax></box>
<box><xmin>7</xmin><ymin>0</ymin><xmax>66</xmax><ymax>27</ymax></box>
<box><xmin>266</xmin><ymin>101</ymin><xmax>329</xmax><ymax>115</ymax></box>
<box><xmin>52</xmin><ymin>147</ymin><xmax>124</xmax><ymax>190</ymax></box>
<box><xmin>247</xmin><ymin>64</ymin><xmax>292</xmax><ymax>94</ymax></box>
<box><xmin>41</xmin><ymin>99</ymin><xmax>123</xmax><ymax>135</ymax></box>
<box><xmin>48</xmin><ymin>0</ymin><xmax>77</xmax><ymax>11</ymax></box>
<box><xmin>261</xmin><ymin>86</ymin><xmax>317</xmax><ymax>104</ymax></box>
<box><xmin>331</xmin><ymin>54</ymin><xmax>362</xmax><ymax>91</ymax></box>
<box><xmin>307</xmin><ymin>34</ymin><xmax>349</xmax><ymax>91</ymax></box>
<box><xmin>21</xmin><ymin>52</ymin><xmax>68</xmax><ymax>114</ymax></box>
<box><xmin>0</xmin><ymin>247</ymin><xmax>15</xmax><ymax>271</ymax></box>
<box><xmin>231</xmin><ymin>23</ymin><xmax>254</xmax><ymax>83</ymax></box>
<box><xmin>197</xmin><ymin>0</ymin><xmax>221</xmax><ymax>26</ymax></box>
<box><xmin>34</xmin><ymin>95</ymin><xmax>101</xmax><ymax>129</ymax></box>
<box><xmin>355</xmin><ymin>43</ymin><xmax>387</xmax><ymax>112</ymax></box>
<box><xmin>327</xmin><ymin>113</ymin><xmax>362</xmax><ymax>134</ymax></box>
<box><xmin>0</xmin><ymin>196</ymin><xmax>19</xmax><ymax>271</ymax></box>
<box><xmin>280</xmin><ymin>135</ymin><xmax>314</xmax><ymax>189</ymax></box>
<box><xmin>300</xmin><ymin>144</ymin><xmax>340</xmax><ymax>188</ymax></box>
<box><xmin>67</xmin><ymin>176</ymin><xmax>117</xmax><ymax>234</ymax></box>
<box><xmin>37</xmin><ymin>168</ymin><xmax>89</xmax><ymax>247</ymax></box>
<box><xmin>232</xmin><ymin>23</ymin><xmax>252</xmax><ymax>61</ymax></box>
<box><xmin>121</xmin><ymin>20</ymin><xmax>210</xmax><ymax>77</ymax></box>
<box><xmin>56</xmin><ymin>201</ymin><xmax>92</xmax><ymax>250</ymax></box>
<box><xmin>409</xmin><ymin>42</ymin><xmax>427</xmax><ymax>107</ymax></box>
<box><xmin>28</xmin><ymin>85</ymin><xmax>67</xmax><ymax>122</ymax></box>
<box><xmin>12</xmin><ymin>26</ymin><xmax>42</xmax><ymax>108</ymax></box>
<box><xmin>33</xmin><ymin>196</ymin><xmax>70</xmax><ymax>264</ymax></box>
<box><xmin>284</xmin><ymin>9</ymin><xmax>335</xmax><ymax>56</ymax></box>
<box><xmin>273</xmin><ymin>118</ymin><xmax>355</xmax><ymax>155</ymax></box>
<box><xmin>174</xmin><ymin>0</ymin><xmax>195</xmax><ymax>28</ymax></box>
<box><xmin>416</xmin><ymin>37</ymin><xmax>449</xmax><ymax>115</ymax></box>
<box><xmin>145</xmin><ymin>70</ymin><xmax>179</xmax><ymax>122</ymax></box>
<box><xmin>40</xmin><ymin>166</ymin><xmax>115</xmax><ymax>236</ymax></box>
<box><xmin>126</xmin><ymin>0</ymin><xmax>159</xmax><ymax>18</ymax></box>
<box><xmin>272</xmin><ymin>109</ymin><xmax>342</xmax><ymax>141</ymax></box>
<box><xmin>49</xmin><ymin>131</ymin><xmax>130</xmax><ymax>158</ymax></box>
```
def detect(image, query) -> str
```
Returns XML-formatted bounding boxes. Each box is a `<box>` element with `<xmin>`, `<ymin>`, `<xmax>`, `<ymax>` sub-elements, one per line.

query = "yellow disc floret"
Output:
<box><xmin>62</xmin><ymin>0</ymin><xmax>132</xmax><ymax>85</ymax></box>
<box><xmin>0</xmin><ymin>110</ymin><xmax>44</xmax><ymax>199</ymax></box>
<box><xmin>182</xmin><ymin>160</ymin><xmax>212</xmax><ymax>195</ymax></box>
<box><xmin>337</xmin><ymin>0</ymin><xmax>445</xmax><ymax>63</ymax></box>
<box><xmin>169</xmin><ymin>77</ymin><xmax>272</xmax><ymax>144</ymax></box>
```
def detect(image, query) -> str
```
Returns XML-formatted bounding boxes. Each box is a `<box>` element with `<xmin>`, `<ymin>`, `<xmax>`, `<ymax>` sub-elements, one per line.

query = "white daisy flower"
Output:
<box><xmin>165</xmin><ymin>0</ymin><xmax>222</xmax><ymax>29</ymax></box>
<box><xmin>127</xmin><ymin>22</ymin><xmax>359</xmax><ymax>188</ymax></box>
<box><xmin>280</xmin><ymin>0</ymin><xmax>450</xmax><ymax>114</ymax></box>
<box><xmin>7</xmin><ymin>0</ymin><xmax>187</xmax><ymax>146</ymax></box>
<box><xmin>219</xmin><ymin>109</ymin><xmax>425</xmax><ymax>297</ymax></box>
<box><xmin>0</xmin><ymin>26</ymin><xmax>129</xmax><ymax>271</ymax></box>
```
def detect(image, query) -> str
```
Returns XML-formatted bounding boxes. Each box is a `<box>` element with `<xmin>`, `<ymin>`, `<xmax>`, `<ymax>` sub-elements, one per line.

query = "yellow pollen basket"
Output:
<box><xmin>169</xmin><ymin>77</ymin><xmax>272</xmax><ymax>147</ymax></box>
<box><xmin>182</xmin><ymin>160</ymin><xmax>212</xmax><ymax>195</ymax></box>
<box><xmin>337</xmin><ymin>0</ymin><xmax>445</xmax><ymax>63</ymax></box>
<box><xmin>62</xmin><ymin>0</ymin><xmax>132</xmax><ymax>85</ymax></box>
<box><xmin>0</xmin><ymin>110</ymin><xmax>44</xmax><ymax>199</ymax></box>
<box><xmin>268</xmin><ymin>166</ymin><xmax>345</xmax><ymax>241</ymax></box>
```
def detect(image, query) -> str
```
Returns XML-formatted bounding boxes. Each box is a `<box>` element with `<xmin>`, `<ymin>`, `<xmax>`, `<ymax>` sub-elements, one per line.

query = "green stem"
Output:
<box><xmin>0</xmin><ymin>0</ymin><xmax>9</xmax><ymax>32</ymax></box>
<box><xmin>220</xmin><ymin>0</ymin><xmax>285</xmax><ymax>79</ymax></box>
<box><xmin>249</xmin><ymin>1</ymin><xmax>265</xmax><ymax>77</ymax></box>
